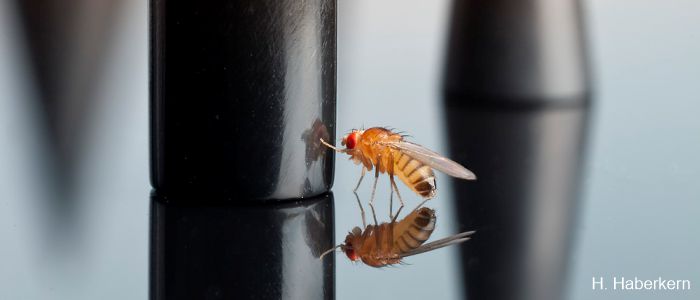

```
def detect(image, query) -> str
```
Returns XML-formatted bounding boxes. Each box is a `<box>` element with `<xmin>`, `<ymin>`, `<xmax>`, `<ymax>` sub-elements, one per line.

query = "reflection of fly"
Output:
<box><xmin>321</xmin><ymin>127</ymin><xmax>476</xmax><ymax>216</ymax></box>
<box><xmin>319</xmin><ymin>207</ymin><xmax>475</xmax><ymax>267</ymax></box>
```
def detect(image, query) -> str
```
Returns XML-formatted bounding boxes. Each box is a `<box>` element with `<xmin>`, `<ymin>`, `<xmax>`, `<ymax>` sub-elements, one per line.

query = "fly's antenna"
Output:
<box><xmin>319</xmin><ymin>244</ymin><xmax>343</xmax><ymax>260</ymax></box>
<box><xmin>320</xmin><ymin>138</ymin><xmax>345</xmax><ymax>153</ymax></box>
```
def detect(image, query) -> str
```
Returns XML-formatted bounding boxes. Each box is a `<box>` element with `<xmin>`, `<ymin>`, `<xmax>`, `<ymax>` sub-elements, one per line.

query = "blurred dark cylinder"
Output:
<box><xmin>446</xmin><ymin>107</ymin><xmax>589</xmax><ymax>300</ymax></box>
<box><xmin>445</xmin><ymin>0</ymin><xmax>589</xmax><ymax>105</ymax></box>
<box><xmin>150</xmin><ymin>0</ymin><xmax>337</xmax><ymax>199</ymax></box>
<box><xmin>444</xmin><ymin>0</ymin><xmax>590</xmax><ymax>299</ymax></box>
<box><xmin>150</xmin><ymin>192</ymin><xmax>335</xmax><ymax>300</ymax></box>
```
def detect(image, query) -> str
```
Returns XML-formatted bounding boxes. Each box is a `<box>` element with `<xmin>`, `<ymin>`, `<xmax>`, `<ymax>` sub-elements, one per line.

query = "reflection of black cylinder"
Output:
<box><xmin>150</xmin><ymin>0</ymin><xmax>337</xmax><ymax>199</ymax></box>
<box><xmin>444</xmin><ymin>0</ymin><xmax>590</xmax><ymax>299</ymax></box>
<box><xmin>446</xmin><ymin>105</ymin><xmax>589</xmax><ymax>300</ymax></box>
<box><xmin>150</xmin><ymin>192</ymin><xmax>335</xmax><ymax>300</ymax></box>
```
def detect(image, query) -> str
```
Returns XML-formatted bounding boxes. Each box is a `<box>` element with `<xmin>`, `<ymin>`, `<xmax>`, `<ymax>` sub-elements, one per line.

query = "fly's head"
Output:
<box><xmin>341</xmin><ymin>226</ymin><xmax>364</xmax><ymax>262</ymax></box>
<box><xmin>341</xmin><ymin>130</ymin><xmax>363</xmax><ymax>150</ymax></box>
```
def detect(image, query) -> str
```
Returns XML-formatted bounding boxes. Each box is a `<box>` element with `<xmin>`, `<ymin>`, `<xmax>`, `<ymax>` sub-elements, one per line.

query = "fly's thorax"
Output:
<box><xmin>360</xmin><ymin>225</ymin><xmax>403</xmax><ymax>268</ymax></box>
<box><xmin>357</xmin><ymin>127</ymin><xmax>403</xmax><ymax>171</ymax></box>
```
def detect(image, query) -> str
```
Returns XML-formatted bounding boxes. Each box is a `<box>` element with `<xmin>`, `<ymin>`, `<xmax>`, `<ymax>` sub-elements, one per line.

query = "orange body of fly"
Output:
<box><xmin>343</xmin><ymin>207</ymin><xmax>437</xmax><ymax>267</ymax></box>
<box><xmin>347</xmin><ymin>128</ymin><xmax>438</xmax><ymax>198</ymax></box>
<box><xmin>322</xmin><ymin>127</ymin><xmax>476</xmax><ymax>204</ymax></box>
<box><xmin>324</xmin><ymin>206</ymin><xmax>475</xmax><ymax>267</ymax></box>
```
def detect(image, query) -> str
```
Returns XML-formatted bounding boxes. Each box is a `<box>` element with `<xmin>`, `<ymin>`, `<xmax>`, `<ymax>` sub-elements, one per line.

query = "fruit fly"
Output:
<box><xmin>320</xmin><ymin>127</ymin><xmax>476</xmax><ymax>220</ymax></box>
<box><xmin>319</xmin><ymin>207</ymin><xmax>475</xmax><ymax>267</ymax></box>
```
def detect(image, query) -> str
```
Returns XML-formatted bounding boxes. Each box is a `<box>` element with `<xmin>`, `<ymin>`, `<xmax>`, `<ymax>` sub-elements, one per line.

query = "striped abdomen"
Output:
<box><xmin>393</xmin><ymin>151</ymin><xmax>437</xmax><ymax>198</ymax></box>
<box><xmin>392</xmin><ymin>207</ymin><xmax>436</xmax><ymax>254</ymax></box>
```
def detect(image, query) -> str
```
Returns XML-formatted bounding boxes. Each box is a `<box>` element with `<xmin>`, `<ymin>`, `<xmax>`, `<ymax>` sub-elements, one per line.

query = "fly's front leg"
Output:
<box><xmin>353</xmin><ymin>191</ymin><xmax>367</xmax><ymax>228</ymax></box>
<box><xmin>352</xmin><ymin>167</ymin><xmax>367</xmax><ymax>227</ymax></box>
<box><xmin>353</xmin><ymin>167</ymin><xmax>366</xmax><ymax>193</ymax></box>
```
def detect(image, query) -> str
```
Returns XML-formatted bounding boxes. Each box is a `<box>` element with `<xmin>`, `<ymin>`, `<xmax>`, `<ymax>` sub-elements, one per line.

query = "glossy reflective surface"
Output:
<box><xmin>151</xmin><ymin>192</ymin><xmax>335</xmax><ymax>300</ymax></box>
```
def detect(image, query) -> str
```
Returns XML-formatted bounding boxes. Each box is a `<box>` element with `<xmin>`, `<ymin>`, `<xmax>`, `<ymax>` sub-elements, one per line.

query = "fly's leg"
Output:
<box><xmin>391</xmin><ymin>198</ymin><xmax>404</xmax><ymax>223</ymax></box>
<box><xmin>368</xmin><ymin>166</ymin><xmax>380</xmax><ymax>226</ymax></box>
<box><xmin>389</xmin><ymin>175</ymin><xmax>405</xmax><ymax>223</ymax></box>
<box><xmin>353</xmin><ymin>167</ymin><xmax>367</xmax><ymax>227</ymax></box>
<box><xmin>387</xmin><ymin>151</ymin><xmax>397</xmax><ymax>221</ymax></box>
<box><xmin>369</xmin><ymin>203</ymin><xmax>379</xmax><ymax>227</ymax></box>
<box><xmin>412</xmin><ymin>198</ymin><xmax>430</xmax><ymax>212</ymax></box>
<box><xmin>353</xmin><ymin>192</ymin><xmax>367</xmax><ymax>228</ymax></box>
<box><xmin>389</xmin><ymin>188</ymin><xmax>394</xmax><ymax>221</ymax></box>
<box><xmin>377</xmin><ymin>152</ymin><xmax>394</xmax><ymax>255</ymax></box>
<box><xmin>353</xmin><ymin>167</ymin><xmax>366</xmax><ymax>193</ymax></box>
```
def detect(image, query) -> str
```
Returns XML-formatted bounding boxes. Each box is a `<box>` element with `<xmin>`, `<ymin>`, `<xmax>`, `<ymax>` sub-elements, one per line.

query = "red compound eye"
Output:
<box><xmin>346</xmin><ymin>132</ymin><xmax>358</xmax><ymax>149</ymax></box>
<box><xmin>345</xmin><ymin>246</ymin><xmax>358</xmax><ymax>261</ymax></box>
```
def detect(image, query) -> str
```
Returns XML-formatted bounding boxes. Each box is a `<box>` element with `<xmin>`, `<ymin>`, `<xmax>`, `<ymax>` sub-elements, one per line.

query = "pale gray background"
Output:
<box><xmin>0</xmin><ymin>0</ymin><xmax>698</xmax><ymax>299</ymax></box>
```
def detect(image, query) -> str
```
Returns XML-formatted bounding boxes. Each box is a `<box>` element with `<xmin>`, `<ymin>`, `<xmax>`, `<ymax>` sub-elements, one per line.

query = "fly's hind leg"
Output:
<box><xmin>389</xmin><ymin>175</ymin><xmax>405</xmax><ymax>223</ymax></box>
<box><xmin>387</xmin><ymin>151</ymin><xmax>401</xmax><ymax>222</ymax></box>
<box><xmin>389</xmin><ymin>188</ymin><xmax>394</xmax><ymax>221</ymax></box>
<box><xmin>412</xmin><ymin>198</ymin><xmax>430</xmax><ymax>213</ymax></box>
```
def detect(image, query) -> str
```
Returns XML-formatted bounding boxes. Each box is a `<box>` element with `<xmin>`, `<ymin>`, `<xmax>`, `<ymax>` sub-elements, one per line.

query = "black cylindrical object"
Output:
<box><xmin>150</xmin><ymin>192</ymin><xmax>335</xmax><ymax>300</ymax></box>
<box><xmin>150</xmin><ymin>0</ymin><xmax>337</xmax><ymax>199</ymax></box>
<box><xmin>444</xmin><ymin>0</ymin><xmax>589</xmax><ymax>105</ymax></box>
<box><xmin>443</xmin><ymin>0</ymin><xmax>591</xmax><ymax>299</ymax></box>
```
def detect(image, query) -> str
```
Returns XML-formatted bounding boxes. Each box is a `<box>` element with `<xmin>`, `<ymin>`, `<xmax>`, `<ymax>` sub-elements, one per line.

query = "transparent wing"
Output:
<box><xmin>400</xmin><ymin>231</ymin><xmax>475</xmax><ymax>258</ymax></box>
<box><xmin>384</xmin><ymin>141</ymin><xmax>476</xmax><ymax>180</ymax></box>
